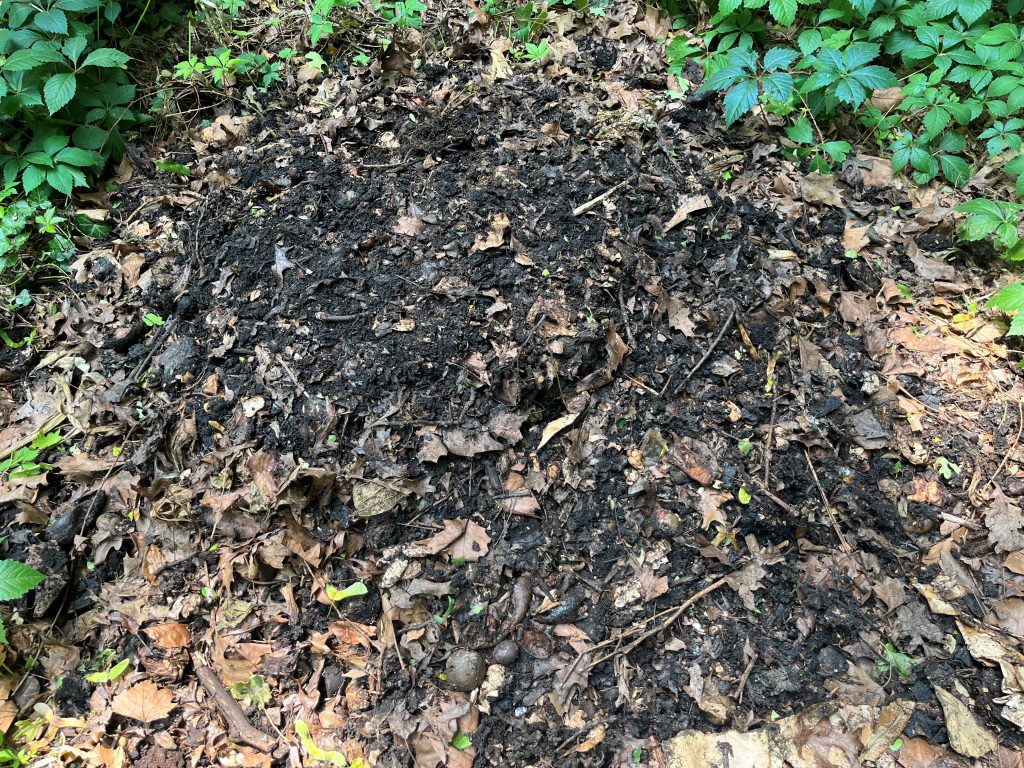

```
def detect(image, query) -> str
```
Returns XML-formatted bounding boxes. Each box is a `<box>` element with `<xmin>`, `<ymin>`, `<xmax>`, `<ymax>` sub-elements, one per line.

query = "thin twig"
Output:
<box><xmin>986</xmin><ymin>398</ymin><xmax>1024</xmax><ymax>492</ymax></box>
<box><xmin>618</xmin><ymin>279</ymin><xmax>637</xmax><ymax>350</ymax></box>
<box><xmin>581</xmin><ymin>577</ymin><xmax>728</xmax><ymax>673</ymax></box>
<box><xmin>763</xmin><ymin>396</ymin><xmax>778</xmax><ymax>487</ymax></box>
<box><xmin>748</xmin><ymin>475</ymin><xmax>801</xmax><ymax>517</ymax></box>
<box><xmin>194</xmin><ymin>660</ymin><xmax>276</xmax><ymax>752</ymax></box>
<box><xmin>735</xmin><ymin>651</ymin><xmax>758</xmax><ymax>705</ymax></box>
<box><xmin>573</xmin><ymin>182</ymin><xmax>625</xmax><ymax>217</ymax></box>
<box><xmin>804</xmin><ymin>449</ymin><xmax>852</xmax><ymax>554</ymax></box>
<box><xmin>680</xmin><ymin>309</ymin><xmax>736</xmax><ymax>388</ymax></box>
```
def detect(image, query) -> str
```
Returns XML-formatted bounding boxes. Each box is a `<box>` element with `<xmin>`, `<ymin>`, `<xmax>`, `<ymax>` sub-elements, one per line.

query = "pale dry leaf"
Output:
<box><xmin>394</xmin><ymin>215</ymin><xmax>425</xmax><ymax>236</ymax></box>
<box><xmin>665</xmin><ymin>195</ymin><xmax>711</xmax><ymax>231</ymax></box>
<box><xmin>697</xmin><ymin>487</ymin><xmax>731</xmax><ymax>530</ymax></box>
<box><xmin>870</xmin><ymin>87</ymin><xmax>905</xmax><ymax>111</ymax></box>
<box><xmin>724</xmin><ymin>560</ymin><xmax>766</xmax><ymax>611</ymax></box>
<box><xmin>112</xmin><ymin>681</ymin><xmax>175</xmax><ymax>723</ymax></box>
<box><xmin>842</xmin><ymin>223</ymin><xmax>870</xmax><ymax>253</ymax></box>
<box><xmin>501</xmin><ymin>472</ymin><xmax>540</xmax><ymax>516</ymax></box>
<box><xmin>986</xmin><ymin>489</ymin><xmax>1024</xmax><ymax>554</ymax></box>
<box><xmin>934</xmin><ymin>685</ymin><xmax>997</xmax><ymax>758</ymax></box>
<box><xmin>352</xmin><ymin>480</ymin><xmax>409</xmax><ymax>518</ymax></box>
<box><xmin>408</xmin><ymin>519</ymin><xmax>491</xmax><ymax>562</ymax></box>
<box><xmin>538</xmin><ymin>412</ymin><xmax>579</xmax><ymax>450</ymax></box>
<box><xmin>638</xmin><ymin>567</ymin><xmax>669</xmax><ymax>600</ymax></box>
<box><xmin>442</xmin><ymin>429</ymin><xmax>503</xmax><ymax>457</ymax></box>
<box><xmin>799</xmin><ymin>174</ymin><xmax>844</xmax><ymax>208</ymax></box>
<box><xmin>470</xmin><ymin>213</ymin><xmax>510</xmax><ymax>254</ymax></box>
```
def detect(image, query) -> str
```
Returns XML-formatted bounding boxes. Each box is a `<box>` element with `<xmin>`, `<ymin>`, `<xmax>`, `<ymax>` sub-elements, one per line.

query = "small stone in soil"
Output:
<box><xmin>446</xmin><ymin>649</ymin><xmax>487</xmax><ymax>691</ymax></box>
<box><xmin>492</xmin><ymin>639</ymin><xmax>520</xmax><ymax>666</ymax></box>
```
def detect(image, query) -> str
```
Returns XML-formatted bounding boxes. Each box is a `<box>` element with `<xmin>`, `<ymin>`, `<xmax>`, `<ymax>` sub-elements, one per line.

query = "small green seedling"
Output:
<box><xmin>933</xmin><ymin>456</ymin><xmax>961</xmax><ymax>481</ymax></box>
<box><xmin>155</xmin><ymin>160</ymin><xmax>191</xmax><ymax>177</ymax></box>
<box><xmin>230</xmin><ymin>675</ymin><xmax>272</xmax><ymax>709</ymax></box>
<box><xmin>325</xmin><ymin>581</ymin><xmax>368</xmax><ymax>602</ymax></box>
<box><xmin>451</xmin><ymin>732</ymin><xmax>472</xmax><ymax>751</ymax></box>
<box><xmin>0</xmin><ymin>561</ymin><xmax>45</xmax><ymax>643</ymax></box>
<box><xmin>737</xmin><ymin>437</ymin><xmax>753</xmax><ymax>456</ymax></box>
<box><xmin>877</xmin><ymin>642</ymin><xmax>915</xmax><ymax>680</ymax></box>
<box><xmin>0</xmin><ymin>431</ymin><xmax>62</xmax><ymax>480</ymax></box>
<box><xmin>737</xmin><ymin>486</ymin><xmax>752</xmax><ymax>504</ymax></box>
<box><xmin>85</xmin><ymin>657</ymin><xmax>131</xmax><ymax>684</ymax></box>
<box><xmin>142</xmin><ymin>312</ymin><xmax>165</xmax><ymax>327</ymax></box>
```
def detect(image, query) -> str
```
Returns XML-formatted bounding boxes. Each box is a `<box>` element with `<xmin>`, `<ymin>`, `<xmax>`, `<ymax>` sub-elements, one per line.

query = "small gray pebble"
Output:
<box><xmin>491</xmin><ymin>639</ymin><xmax>519</xmax><ymax>666</ymax></box>
<box><xmin>446</xmin><ymin>649</ymin><xmax>486</xmax><ymax>691</ymax></box>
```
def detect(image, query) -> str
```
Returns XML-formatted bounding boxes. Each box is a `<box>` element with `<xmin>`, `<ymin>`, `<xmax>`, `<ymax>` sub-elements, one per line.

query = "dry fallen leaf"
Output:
<box><xmin>538</xmin><ymin>412</ymin><xmax>580</xmax><ymax>450</ymax></box>
<box><xmin>442</xmin><ymin>429</ymin><xmax>503</xmax><ymax>457</ymax></box>
<box><xmin>112</xmin><ymin>681</ymin><xmax>175</xmax><ymax>723</ymax></box>
<box><xmin>352</xmin><ymin>480</ymin><xmax>409</xmax><ymax>518</ymax></box>
<box><xmin>143</xmin><ymin>623</ymin><xmax>191</xmax><ymax>649</ymax></box>
<box><xmin>394</xmin><ymin>215</ymin><xmax>425</xmax><ymax>236</ymax></box>
<box><xmin>934</xmin><ymin>685</ymin><xmax>997</xmax><ymax>758</ymax></box>
<box><xmin>407</xmin><ymin>519</ymin><xmax>491</xmax><ymax>562</ymax></box>
<box><xmin>665</xmin><ymin>194</ymin><xmax>711</xmax><ymax>231</ymax></box>
<box><xmin>470</xmin><ymin>213</ymin><xmax>510</xmax><ymax>254</ymax></box>
<box><xmin>986</xmin><ymin>489</ymin><xmax>1024</xmax><ymax>554</ymax></box>
<box><xmin>697</xmin><ymin>487</ymin><xmax>731</xmax><ymax>530</ymax></box>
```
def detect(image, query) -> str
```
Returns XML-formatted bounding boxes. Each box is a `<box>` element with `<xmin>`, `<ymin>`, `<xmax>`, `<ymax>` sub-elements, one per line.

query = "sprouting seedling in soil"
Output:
<box><xmin>933</xmin><ymin>456</ymin><xmax>961</xmax><ymax>481</ymax></box>
<box><xmin>325</xmin><ymin>581</ymin><xmax>368</xmax><ymax>602</ymax></box>
<box><xmin>876</xmin><ymin>642</ymin><xmax>915</xmax><ymax>681</ymax></box>
<box><xmin>0</xmin><ymin>560</ymin><xmax>46</xmax><ymax>644</ymax></box>
<box><xmin>142</xmin><ymin>312</ymin><xmax>164</xmax><ymax>327</ymax></box>
<box><xmin>84</xmin><ymin>657</ymin><xmax>131</xmax><ymax>684</ymax></box>
<box><xmin>0</xmin><ymin>430</ymin><xmax>62</xmax><ymax>480</ymax></box>
<box><xmin>154</xmin><ymin>160</ymin><xmax>191</xmax><ymax>177</ymax></box>
<box><xmin>433</xmin><ymin>596</ymin><xmax>455</xmax><ymax>624</ymax></box>
<box><xmin>737</xmin><ymin>486</ymin><xmax>752</xmax><ymax>504</ymax></box>
<box><xmin>451</xmin><ymin>732</ymin><xmax>472</xmax><ymax>751</ymax></box>
<box><xmin>738</xmin><ymin>437</ymin><xmax>753</xmax><ymax>456</ymax></box>
<box><xmin>230</xmin><ymin>674</ymin><xmax>272</xmax><ymax>709</ymax></box>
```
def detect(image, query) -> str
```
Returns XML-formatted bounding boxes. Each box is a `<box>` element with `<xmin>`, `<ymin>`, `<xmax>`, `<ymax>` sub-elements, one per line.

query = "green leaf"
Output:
<box><xmin>34</xmin><ymin>8</ymin><xmax>69</xmax><ymax>34</ymax></box>
<box><xmin>81</xmin><ymin>48</ymin><xmax>131</xmax><ymax>68</ymax></box>
<box><xmin>1008</xmin><ymin>313</ymin><xmax>1024</xmax><ymax>336</ymax></box>
<box><xmin>850</xmin><ymin>65</ymin><xmax>896</xmax><ymax>90</ymax></box>
<box><xmin>724</xmin><ymin>79</ymin><xmax>758</xmax><ymax>124</ymax></box>
<box><xmin>325</xmin><ymin>581</ymin><xmax>368</xmax><ymax>602</ymax></box>
<box><xmin>46</xmin><ymin>165</ymin><xmax>76</xmax><ymax>195</ymax></box>
<box><xmin>0</xmin><ymin>617</ymin><xmax>6</xmax><ymax>644</ymax></box>
<box><xmin>3</xmin><ymin>48</ymin><xmax>67</xmax><ymax>71</ymax></box>
<box><xmin>834</xmin><ymin>76</ymin><xmax>868</xmax><ymax>107</ymax></box>
<box><xmin>763</xmin><ymin>47</ymin><xmax>798</xmax><ymax>71</ymax></box>
<box><xmin>55</xmin><ymin>147</ymin><xmax>103</xmax><ymax>167</ymax></box>
<box><xmin>768</xmin><ymin>0</ymin><xmax>797</xmax><ymax>26</ymax></box>
<box><xmin>957</xmin><ymin>0</ymin><xmax>991</xmax><ymax>24</ymax></box>
<box><xmin>738</xmin><ymin>486</ymin><xmax>752</xmax><ymax>504</ymax></box>
<box><xmin>44</xmin><ymin>72</ymin><xmax>77</xmax><ymax>114</ymax></box>
<box><xmin>85</xmin><ymin>657</ymin><xmax>131</xmax><ymax>683</ymax></box>
<box><xmin>762</xmin><ymin>71</ymin><xmax>793</xmax><ymax>103</ymax></box>
<box><xmin>0</xmin><ymin>560</ymin><xmax>46</xmax><ymax>601</ymax></box>
<box><xmin>452</xmin><ymin>733</ymin><xmax>472</xmax><ymax>751</ymax></box>
<box><xmin>786</xmin><ymin>117</ymin><xmax>814</xmax><ymax>144</ymax></box>
<box><xmin>939</xmin><ymin>155</ymin><xmax>971</xmax><ymax>187</ymax></box>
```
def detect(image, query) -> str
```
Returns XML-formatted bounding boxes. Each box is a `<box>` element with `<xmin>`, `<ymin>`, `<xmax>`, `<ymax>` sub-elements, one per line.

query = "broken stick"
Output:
<box><xmin>194</xmin><ymin>660</ymin><xmax>276</xmax><ymax>753</ymax></box>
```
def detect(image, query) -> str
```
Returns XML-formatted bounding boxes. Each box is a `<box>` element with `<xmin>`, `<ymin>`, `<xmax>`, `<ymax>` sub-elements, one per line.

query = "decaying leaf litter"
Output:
<box><xmin>2</xmin><ymin>4</ymin><xmax>1024</xmax><ymax>767</ymax></box>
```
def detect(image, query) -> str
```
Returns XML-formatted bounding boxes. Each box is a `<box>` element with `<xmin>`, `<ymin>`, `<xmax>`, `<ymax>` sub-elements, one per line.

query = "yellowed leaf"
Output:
<box><xmin>538</xmin><ymin>412</ymin><xmax>579</xmax><ymax>450</ymax></box>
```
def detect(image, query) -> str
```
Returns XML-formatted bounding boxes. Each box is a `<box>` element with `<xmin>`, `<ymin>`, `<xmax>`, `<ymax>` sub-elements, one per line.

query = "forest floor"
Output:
<box><xmin>2</xmin><ymin>4</ymin><xmax>1024</xmax><ymax>768</ymax></box>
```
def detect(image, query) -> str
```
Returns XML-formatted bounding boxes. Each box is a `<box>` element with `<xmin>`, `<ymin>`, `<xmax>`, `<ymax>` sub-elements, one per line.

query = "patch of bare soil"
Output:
<box><xmin>2</xmin><ymin>19</ymin><xmax>1023</xmax><ymax>768</ymax></box>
